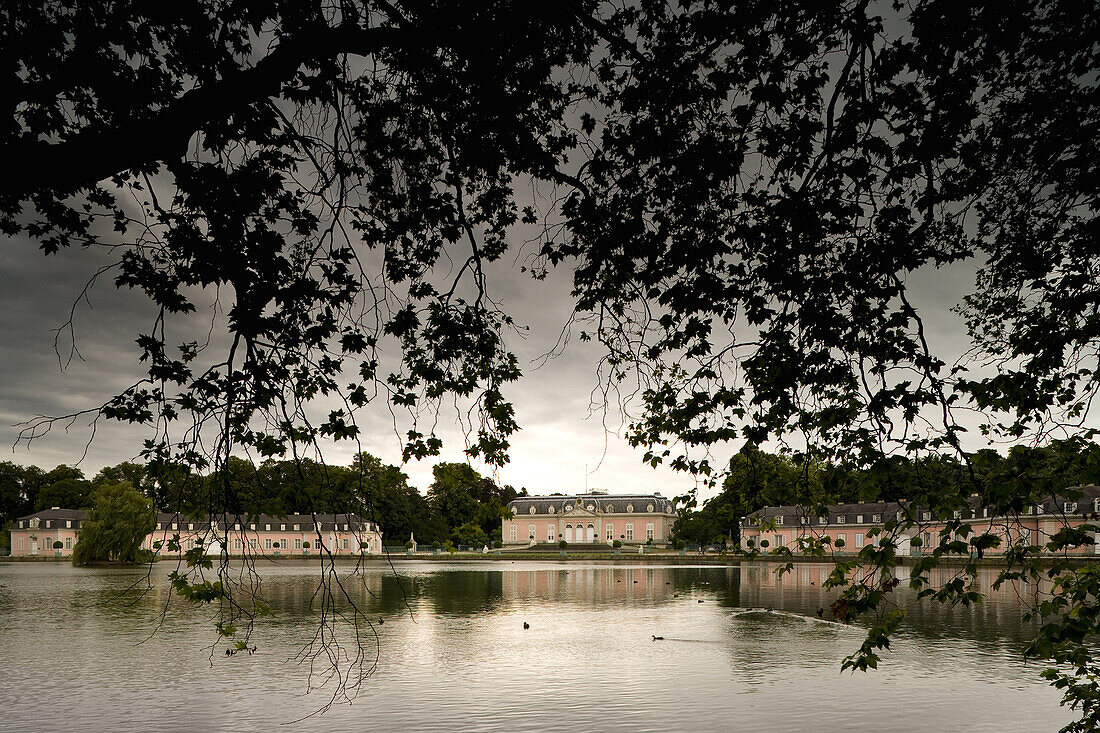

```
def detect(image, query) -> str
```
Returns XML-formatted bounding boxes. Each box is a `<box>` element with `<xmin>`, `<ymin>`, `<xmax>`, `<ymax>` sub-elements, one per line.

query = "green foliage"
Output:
<box><xmin>558</xmin><ymin>539</ymin><xmax>567</xmax><ymax>550</ymax></box>
<box><xmin>72</xmin><ymin>483</ymin><xmax>156</xmax><ymax>565</ymax></box>
<box><xmin>614</xmin><ymin>539</ymin><xmax>623</xmax><ymax>549</ymax></box>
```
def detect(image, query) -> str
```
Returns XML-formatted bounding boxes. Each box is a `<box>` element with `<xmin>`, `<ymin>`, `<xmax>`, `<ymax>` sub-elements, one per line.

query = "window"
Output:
<box><xmin>247</xmin><ymin>538</ymin><xmax>256</xmax><ymax>550</ymax></box>
<box><xmin>233</xmin><ymin>539</ymin><xmax>242</xmax><ymax>551</ymax></box>
<box><xmin>872</xmin><ymin>514</ymin><xmax>881</xmax><ymax>523</ymax></box>
<box><xmin>343</xmin><ymin>523</ymin><xmax>349</xmax><ymax>530</ymax></box>
<box><xmin>265</xmin><ymin>524</ymin><xmax>271</xmax><ymax>531</ymax></box>
<box><xmin>529</xmin><ymin>506</ymin><xmax>536</xmax><ymax>514</ymax></box>
<box><xmin>953</xmin><ymin>510</ymin><xmax>961</xmax><ymax>519</ymax></box>
<box><xmin>1094</xmin><ymin>499</ymin><xmax>1100</xmax><ymax>513</ymax></box>
<box><xmin>800</xmin><ymin>516</ymin><xmax>809</xmax><ymax>525</ymax></box>
<box><xmin>606</xmin><ymin>525</ymin><xmax>614</xmax><ymax>540</ymax></box>
<box><xmin>509</xmin><ymin>524</ymin><xmax>517</xmax><ymax>542</ymax></box>
<box><xmin>626</xmin><ymin>523</ymin><xmax>635</xmax><ymax>540</ymax></box>
<box><xmin>922</xmin><ymin>512</ymin><xmax>931</xmax><ymax>521</ymax></box>
<box><xmin>855</xmin><ymin>533</ymin><xmax>865</xmax><ymax>548</ymax></box>
<box><xmin>188</xmin><ymin>523</ymin><xmax>194</xmax><ymax>530</ymax></box>
<box><xmin>265</xmin><ymin>538</ymin><xmax>272</xmax><ymax>550</ymax></box>
<box><xmin>774</xmin><ymin>534</ymin><xmax>785</xmax><ymax>548</ymax></box>
<box><xmin>627</xmin><ymin>504</ymin><xmax>634</xmax><ymax>513</ymax></box>
<box><xmin>66</xmin><ymin>520</ymin><xmax>71</xmax><ymax>528</ymax></box>
<box><xmin>17</xmin><ymin>537</ymin><xmax>23</xmax><ymax>550</ymax></box>
<box><xmin>1065</xmin><ymin>502</ymin><xmax>1078</xmax><ymax>513</ymax></box>
<box><xmin>170</xmin><ymin>522</ymin><xmax>177</xmax><ymax>530</ymax></box>
<box><xmin>547</xmin><ymin>524</ymin><xmax>556</xmax><ymax>542</ymax></box>
<box><xmin>528</xmin><ymin>524</ymin><xmax>536</xmax><ymax>540</ymax></box>
<box><xmin>294</xmin><ymin>538</ymin><xmax>302</xmax><ymax>550</ymax></box>
<box><xmin>280</xmin><ymin>524</ymin><xmax>286</xmax><ymax>531</ymax></box>
<box><xmin>818</xmin><ymin>516</ymin><xmax>827</xmax><ymax>524</ymax></box>
<box><xmin>774</xmin><ymin>516</ymin><xmax>784</xmax><ymax>526</ymax></box>
<box><xmin>293</xmin><ymin>523</ymin><xmax>300</xmax><ymax>531</ymax></box>
<box><xmin>45</xmin><ymin>520</ymin><xmax>51</xmax><ymax>528</ymax></box>
<box><xmin>921</xmin><ymin>532</ymin><xmax>932</xmax><ymax>547</ymax></box>
<box><xmin>647</xmin><ymin>504</ymin><xmax>654</xmax><ymax>512</ymax></box>
<box><xmin>548</xmin><ymin>506</ymin><xmax>555</xmax><ymax>514</ymax></box>
<box><xmin>65</xmin><ymin>537</ymin><xmax>72</xmax><ymax>550</ymax></box>
<box><xmin>646</xmin><ymin>523</ymin><xmax>654</xmax><ymax>540</ymax></box>
<box><xmin>836</xmin><ymin>516</ymin><xmax>846</xmax><ymax>524</ymax></box>
<box><xmin>857</xmin><ymin>515</ymin><xmax>864</xmax><ymax>524</ymax></box>
<box><xmin>342</xmin><ymin>539</ymin><xmax>349</xmax><ymax>550</ymax></box>
<box><xmin>1026</xmin><ymin>506</ymin><xmax>1034</xmax><ymax>515</ymax></box>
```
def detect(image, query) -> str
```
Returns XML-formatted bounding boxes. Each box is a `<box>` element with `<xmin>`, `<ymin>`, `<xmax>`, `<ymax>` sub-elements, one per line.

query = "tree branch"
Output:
<box><xmin>1</xmin><ymin>24</ymin><xmax>406</xmax><ymax>197</ymax></box>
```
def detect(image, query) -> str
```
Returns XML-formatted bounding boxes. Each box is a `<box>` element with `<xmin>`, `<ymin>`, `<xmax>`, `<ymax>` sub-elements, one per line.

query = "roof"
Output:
<box><xmin>507</xmin><ymin>493</ymin><xmax>677</xmax><ymax>516</ymax></box>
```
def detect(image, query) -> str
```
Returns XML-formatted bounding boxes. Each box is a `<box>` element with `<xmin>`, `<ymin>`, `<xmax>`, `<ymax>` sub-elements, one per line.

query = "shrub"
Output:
<box><xmin>613</xmin><ymin>539</ymin><xmax>622</xmax><ymax>548</ymax></box>
<box><xmin>646</xmin><ymin>537</ymin><xmax>654</xmax><ymax>545</ymax></box>
<box><xmin>675</xmin><ymin>539</ymin><xmax>686</xmax><ymax>550</ymax></box>
<box><xmin>360</xmin><ymin>541</ymin><xmax>368</xmax><ymax>549</ymax></box>
<box><xmin>52</xmin><ymin>540</ymin><xmax>63</xmax><ymax>550</ymax></box>
<box><xmin>558</xmin><ymin>539</ymin><xmax>568</xmax><ymax>550</ymax></box>
<box><xmin>910</xmin><ymin>536</ymin><xmax>923</xmax><ymax>548</ymax></box>
<box><xmin>302</xmin><ymin>541</ymin><xmax>311</xmax><ymax>549</ymax></box>
<box><xmin>747</xmin><ymin>539</ymin><xmax>755</xmax><ymax>548</ymax></box>
<box><xmin>432</xmin><ymin>541</ymin><xmax>442</xmax><ymax>550</ymax></box>
<box><xmin>834</xmin><ymin>538</ymin><xmax>845</xmax><ymax>548</ymax></box>
<box><xmin>272</xmin><ymin>541</ymin><xmax>280</xmax><ymax>549</ymax></box>
<box><xmin>492</xmin><ymin>540</ymin><xmax>502</xmax><ymax>548</ymax></box>
<box><xmin>404</xmin><ymin>540</ymin><xmax>414</xmax><ymax>549</ymax></box>
<box><xmin>760</xmin><ymin>539</ymin><xmax>770</xmax><ymax>548</ymax></box>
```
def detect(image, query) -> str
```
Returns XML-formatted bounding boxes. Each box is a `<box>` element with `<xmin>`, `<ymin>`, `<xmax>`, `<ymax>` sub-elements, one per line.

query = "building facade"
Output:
<box><xmin>503</xmin><ymin>492</ymin><xmax>677</xmax><ymax>546</ymax></box>
<box><xmin>9</xmin><ymin>509</ymin><xmax>383</xmax><ymax>558</ymax></box>
<box><xmin>740</xmin><ymin>484</ymin><xmax>1100</xmax><ymax>557</ymax></box>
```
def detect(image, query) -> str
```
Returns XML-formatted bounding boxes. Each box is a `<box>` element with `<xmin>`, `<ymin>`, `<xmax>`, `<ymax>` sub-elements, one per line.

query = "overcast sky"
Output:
<box><xmin>0</xmin><ymin>218</ymin><xmax>991</xmax><ymax>503</ymax></box>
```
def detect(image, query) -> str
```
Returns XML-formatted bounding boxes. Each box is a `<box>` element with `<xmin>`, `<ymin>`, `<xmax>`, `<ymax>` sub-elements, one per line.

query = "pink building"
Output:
<box><xmin>503</xmin><ymin>492</ymin><xmax>677</xmax><ymax>546</ymax></box>
<box><xmin>740</xmin><ymin>485</ymin><xmax>1100</xmax><ymax>557</ymax></box>
<box><xmin>9</xmin><ymin>509</ymin><xmax>383</xmax><ymax>558</ymax></box>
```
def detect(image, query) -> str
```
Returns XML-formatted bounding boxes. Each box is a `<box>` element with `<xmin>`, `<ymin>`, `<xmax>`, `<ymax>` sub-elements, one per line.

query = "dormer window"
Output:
<box><xmin>872</xmin><ymin>514</ymin><xmax>881</xmax><ymax>523</ymax></box>
<box><xmin>836</xmin><ymin>516</ymin><xmax>846</xmax><ymax>524</ymax></box>
<box><xmin>1025</xmin><ymin>506</ymin><xmax>1034</xmax><ymax>515</ymax></box>
<box><xmin>952</xmin><ymin>511</ymin><xmax>961</xmax><ymax>520</ymax></box>
<box><xmin>66</xmin><ymin>520</ymin><xmax>71</xmax><ymax>528</ymax></box>
<box><xmin>1065</xmin><ymin>502</ymin><xmax>1078</xmax><ymax>513</ymax></box>
<box><xmin>800</xmin><ymin>517</ymin><xmax>808</xmax><ymax>525</ymax></box>
<box><xmin>548</xmin><ymin>506</ymin><xmax>555</xmax><ymax>514</ymax></box>
<box><xmin>775</xmin><ymin>516</ymin><xmax>784</xmax><ymax>526</ymax></box>
<box><xmin>818</xmin><ymin>516</ymin><xmax>827</xmax><ymax>525</ymax></box>
<box><xmin>647</xmin><ymin>504</ymin><xmax>654</xmax><ymax>512</ymax></box>
<box><xmin>529</xmin><ymin>506</ymin><xmax>536</xmax><ymax>514</ymax></box>
<box><xmin>922</xmin><ymin>512</ymin><xmax>931</xmax><ymax>521</ymax></box>
<box><xmin>627</xmin><ymin>504</ymin><xmax>634</xmax><ymax>513</ymax></box>
<box><xmin>587</xmin><ymin>505</ymin><xmax>595</xmax><ymax>511</ymax></box>
<box><xmin>1094</xmin><ymin>499</ymin><xmax>1100</xmax><ymax>513</ymax></box>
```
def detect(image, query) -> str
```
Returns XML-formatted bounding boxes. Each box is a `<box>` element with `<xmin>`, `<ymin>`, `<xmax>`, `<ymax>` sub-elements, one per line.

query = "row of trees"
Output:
<box><xmin>0</xmin><ymin>455</ymin><xmax>523</xmax><ymax>552</ymax></box>
<box><xmin>673</xmin><ymin>439</ymin><xmax>1100</xmax><ymax>548</ymax></box>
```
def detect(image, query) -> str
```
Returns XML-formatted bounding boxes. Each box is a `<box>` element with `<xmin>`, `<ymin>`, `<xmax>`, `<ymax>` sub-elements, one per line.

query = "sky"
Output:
<box><xmin>0</xmin><ymin>213</ymin><xmax>994</xmax><ymax>504</ymax></box>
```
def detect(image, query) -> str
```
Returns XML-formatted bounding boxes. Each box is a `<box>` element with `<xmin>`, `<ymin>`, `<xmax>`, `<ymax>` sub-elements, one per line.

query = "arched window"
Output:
<box><xmin>547</xmin><ymin>524</ymin><xmax>556</xmax><ymax>542</ymax></box>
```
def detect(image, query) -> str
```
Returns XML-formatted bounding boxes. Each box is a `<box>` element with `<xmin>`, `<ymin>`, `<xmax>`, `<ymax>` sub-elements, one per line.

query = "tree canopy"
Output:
<box><xmin>71</xmin><ymin>482</ymin><xmax>157</xmax><ymax>565</ymax></box>
<box><xmin>3</xmin><ymin>1</ymin><xmax>1099</xmax><ymax>727</ymax></box>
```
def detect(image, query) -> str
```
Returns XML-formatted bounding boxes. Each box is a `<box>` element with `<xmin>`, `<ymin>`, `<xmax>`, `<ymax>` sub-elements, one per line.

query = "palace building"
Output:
<box><xmin>9</xmin><ymin>508</ymin><xmax>383</xmax><ymax>558</ymax></box>
<box><xmin>503</xmin><ymin>492</ymin><xmax>677</xmax><ymax>546</ymax></box>
<box><xmin>740</xmin><ymin>484</ymin><xmax>1100</xmax><ymax>557</ymax></box>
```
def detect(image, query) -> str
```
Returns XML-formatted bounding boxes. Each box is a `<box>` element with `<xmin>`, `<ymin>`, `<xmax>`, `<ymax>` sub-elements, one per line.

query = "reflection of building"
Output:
<box><xmin>503</xmin><ymin>492</ymin><xmax>677</xmax><ymax>546</ymax></box>
<box><xmin>740</xmin><ymin>485</ymin><xmax>1100</xmax><ymax>557</ymax></box>
<box><xmin>8</xmin><ymin>508</ymin><xmax>382</xmax><ymax>558</ymax></box>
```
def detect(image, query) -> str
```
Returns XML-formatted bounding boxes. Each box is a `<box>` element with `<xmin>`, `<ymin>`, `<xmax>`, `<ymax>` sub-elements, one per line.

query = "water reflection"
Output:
<box><xmin>0</xmin><ymin>561</ymin><xmax>1075</xmax><ymax>732</ymax></box>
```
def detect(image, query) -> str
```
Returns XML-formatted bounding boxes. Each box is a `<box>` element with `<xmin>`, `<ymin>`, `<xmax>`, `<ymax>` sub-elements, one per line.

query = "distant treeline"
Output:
<box><xmin>0</xmin><ymin>454</ymin><xmax>524</xmax><ymax>550</ymax></box>
<box><xmin>673</xmin><ymin>438</ymin><xmax>1100</xmax><ymax>547</ymax></box>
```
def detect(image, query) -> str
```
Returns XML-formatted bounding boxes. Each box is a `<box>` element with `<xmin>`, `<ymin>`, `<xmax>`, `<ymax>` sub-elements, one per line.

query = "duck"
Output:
<box><xmin>523</xmin><ymin>622</ymin><xmax>530</xmax><ymax>630</ymax></box>
<box><xmin>652</xmin><ymin>635</ymin><xmax>664</xmax><ymax>641</ymax></box>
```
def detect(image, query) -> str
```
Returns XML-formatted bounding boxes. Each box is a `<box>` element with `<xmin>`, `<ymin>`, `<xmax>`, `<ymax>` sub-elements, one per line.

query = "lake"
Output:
<box><xmin>0</xmin><ymin>560</ymin><xmax>1075</xmax><ymax>732</ymax></box>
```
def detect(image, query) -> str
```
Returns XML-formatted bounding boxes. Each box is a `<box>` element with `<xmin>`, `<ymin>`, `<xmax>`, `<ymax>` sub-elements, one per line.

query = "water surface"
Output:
<box><xmin>0</xmin><ymin>560</ymin><xmax>1074</xmax><ymax>732</ymax></box>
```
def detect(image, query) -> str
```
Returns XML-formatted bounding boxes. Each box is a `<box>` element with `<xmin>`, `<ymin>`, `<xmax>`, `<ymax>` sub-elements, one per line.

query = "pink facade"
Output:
<box><xmin>741</xmin><ymin>489</ymin><xmax>1100</xmax><ymax>557</ymax></box>
<box><xmin>504</xmin><ymin>492</ymin><xmax>677</xmax><ymax>546</ymax></box>
<box><xmin>9</xmin><ymin>509</ymin><xmax>383</xmax><ymax>558</ymax></box>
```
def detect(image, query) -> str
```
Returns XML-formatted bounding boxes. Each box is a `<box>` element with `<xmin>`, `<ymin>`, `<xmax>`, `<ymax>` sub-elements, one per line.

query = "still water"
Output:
<box><xmin>0</xmin><ymin>560</ymin><xmax>1075</xmax><ymax>732</ymax></box>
